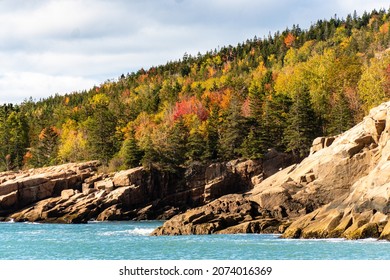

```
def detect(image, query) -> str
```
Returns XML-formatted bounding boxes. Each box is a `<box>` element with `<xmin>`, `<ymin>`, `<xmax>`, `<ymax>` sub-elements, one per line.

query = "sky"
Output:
<box><xmin>0</xmin><ymin>0</ymin><xmax>389</xmax><ymax>104</ymax></box>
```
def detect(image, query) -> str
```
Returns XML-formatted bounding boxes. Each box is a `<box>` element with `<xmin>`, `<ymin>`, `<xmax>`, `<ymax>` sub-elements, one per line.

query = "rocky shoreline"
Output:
<box><xmin>152</xmin><ymin>101</ymin><xmax>390</xmax><ymax>240</ymax></box>
<box><xmin>3</xmin><ymin>101</ymin><xmax>390</xmax><ymax>241</ymax></box>
<box><xmin>0</xmin><ymin>151</ymin><xmax>291</xmax><ymax>224</ymax></box>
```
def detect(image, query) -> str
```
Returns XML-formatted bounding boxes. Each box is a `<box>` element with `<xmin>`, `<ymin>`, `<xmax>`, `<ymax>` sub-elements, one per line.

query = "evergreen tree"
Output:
<box><xmin>239</xmin><ymin>127</ymin><xmax>265</xmax><ymax>159</ymax></box>
<box><xmin>29</xmin><ymin>127</ymin><xmax>59</xmax><ymax>167</ymax></box>
<box><xmin>121</xmin><ymin>129</ymin><xmax>144</xmax><ymax>168</ymax></box>
<box><xmin>7</xmin><ymin>111</ymin><xmax>29</xmax><ymax>169</ymax></box>
<box><xmin>86</xmin><ymin>97</ymin><xmax>119</xmax><ymax>165</ymax></box>
<box><xmin>219</xmin><ymin>97</ymin><xmax>249</xmax><ymax>160</ymax></box>
<box><xmin>328</xmin><ymin>91</ymin><xmax>354</xmax><ymax>135</ymax></box>
<box><xmin>283</xmin><ymin>85</ymin><xmax>319</xmax><ymax>159</ymax></box>
<box><xmin>141</xmin><ymin>135</ymin><xmax>159</xmax><ymax>170</ymax></box>
<box><xmin>164</xmin><ymin>118</ymin><xmax>188</xmax><ymax>169</ymax></box>
<box><xmin>248</xmin><ymin>82</ymin><xmax>264</xmax><ymax>119</ymax></box>
<box><xmin>262</xmin><ymin>93</ymin><xmax>292</xmax><ymax>150</ymax></box>
<box><xmin>186</xmin><ymin>129</ymin><xmax>206</xmax><ymax>162</ymax></box>
<box><xmin>203</xmin><ymin>105</ymin><xmax>220</xmax><ymax>160</ymax></box>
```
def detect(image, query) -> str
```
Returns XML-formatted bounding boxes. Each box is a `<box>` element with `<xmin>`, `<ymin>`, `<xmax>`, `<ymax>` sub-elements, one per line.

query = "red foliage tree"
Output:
<box><xmin>173</xmin><ymin>97</ymin><xmax>208</xmax><ymax>121</ymax></box>
<box><xmin>284</xmin><ymin>33</ymin><xmax>295</xmax><ymax>48</ymax></box>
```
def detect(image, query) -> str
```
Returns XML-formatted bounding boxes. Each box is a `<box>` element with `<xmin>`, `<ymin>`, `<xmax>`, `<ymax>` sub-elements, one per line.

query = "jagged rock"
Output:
<box><xmin>1</xmin><ymin>151</ymin><xmax>289</xmax><ymax>223</ymax></box>
<box><xmin>0</xmin><ymin>191</ymin><xmax>18</xmax><ymax>209</ymax></box>
<box><xmin>151</xmin><ymin>194</ymin><xmax>272</xmax><ymax>235</ymax></box>
<box><xmin>0</xmin><ymin>161</ymin><xmax>100</xmax><ymax>213</ymax></box>
<box><xmin>112</xmin><ymin>167</ymin><xmax>144</xmax><ymax>187</ymax></box>
<box><xmin>310</xmin><ymin>136</ymin><xmax>336</xmax><ymax>154</ymax></box>
<box><xmin>94</xmin><ymin>179</ymin><xmax>115</xmax><ymax>192</ymax></box>
<box><xmin>61</xmin><ymin>189</ymin><xmax>75</xmax><ymax>200</ymax></box>
<box><xmin>379</xmin><ymin>220</ymin><xmax>390</xmax><ymax>240</ymax></box>
<box><xmin>155</xmin><ymin>101</ymin><xmax>390</xmax><ymax>240</ymax></box>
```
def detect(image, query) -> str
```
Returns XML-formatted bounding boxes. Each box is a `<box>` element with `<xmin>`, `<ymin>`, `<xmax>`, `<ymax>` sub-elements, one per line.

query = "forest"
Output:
<box><xmin>1</xmin><ymin>9</ymin><xmax>390</xmax><ymax>173</ymax></box>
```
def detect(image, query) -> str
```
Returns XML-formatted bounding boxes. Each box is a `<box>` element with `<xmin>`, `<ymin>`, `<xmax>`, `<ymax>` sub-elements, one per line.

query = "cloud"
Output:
<box><xmin>0</xmin><ymin>72</ymin><xmax>98</xmax><ymax>104</ymax></box>
<box><xmin>0</xmin><ymin>0</ymin><xmax>388</xmax><ymax>104</ymax></box>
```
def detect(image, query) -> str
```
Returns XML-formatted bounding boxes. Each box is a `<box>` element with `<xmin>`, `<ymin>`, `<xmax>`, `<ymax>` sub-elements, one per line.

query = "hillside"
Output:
<box><xmin>0</xmin><ymin>9</ymin><xmax>389</xmax><ymax>173</ymax></box>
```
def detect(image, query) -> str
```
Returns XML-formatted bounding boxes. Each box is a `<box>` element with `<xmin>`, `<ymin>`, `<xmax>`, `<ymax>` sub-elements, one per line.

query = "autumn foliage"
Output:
<box><xmin>0</xmin><ymin>9</ymin><xmax>390</xmax><ymax>171</ymax></box>
<box><xmin>173</xmin><ymin>97</ymin><xmax>208</xmax><ymax>121</ymax></box>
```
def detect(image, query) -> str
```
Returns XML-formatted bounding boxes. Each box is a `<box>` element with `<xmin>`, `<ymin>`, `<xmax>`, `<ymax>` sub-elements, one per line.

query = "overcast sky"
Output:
<box><xmin>0</xmin><ymin>0</ymin><xmax>389</xmax><ymax>104</ymax></box>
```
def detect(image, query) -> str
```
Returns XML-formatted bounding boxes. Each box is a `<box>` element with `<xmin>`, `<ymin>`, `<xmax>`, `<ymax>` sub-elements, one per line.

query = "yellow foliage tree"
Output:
<box><xmin>58</xmin><ymin>119</ymin><xmax>89</xmax><ymax>163</ymax></box>
<box><xmin>358</xmin><ymin>52</ymin><xmax>390</xmax><ymax>112</ymax></box>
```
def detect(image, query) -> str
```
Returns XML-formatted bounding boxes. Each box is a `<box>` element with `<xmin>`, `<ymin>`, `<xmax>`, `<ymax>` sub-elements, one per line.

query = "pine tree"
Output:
<box><xmin>262</xmin><ymin>93</ymin><xmax>292</xmax><ymax>150</ymax></box>
<box><xmin>121</xmin><ymin>129</ymin><xmax>144</xmax><ymax>168</ymax></box>
<box><xmin>283</xmin><ymin>85</ymin><xmax>319</xmax><ymax>159</ymax></box>
<box><xmin>164</xmin><ymin>118</ymin><xmax>188</xmax><ymax>168</ymax></box>
<box><xmin>141</xmin><ymin>135</ymin><xmax>159</xmax><ymax>170</ymax></box>
<box><xmin>7</xmin><ymin>110</ymin><xmax>29</xmax><ymax>169</ymax></box>
<box><xmin>30</xmin><ymin>127</ymin><xmax>59</xmax><ymax>167</ymax></box>
<box><xmin>203</xmin><ymin>105</ymin><xmax>220</xmax><ymax>160</ymax></box>
<box><xmin>239</xmin><ymin>127</ymin><xmax>265</xmax><ymax>159</ymax></box>
<box><xmin>328</xmin><ymin>91</ymin><xmax>354</xmax><ymax>135</ymax></box>
<box><xmin>219</xmin><ymin>97</ymin><xmax>249</xmax><ymax>160</ymax></box>
<box><xmin>186</xmin><ymin>129</ymin><xmax>206</xmax><ymax>162</ymax></box>
<box><xmin>86</xmin><ymin>100</ymin><xmax>118</xmax><ymax>165</ymax></box>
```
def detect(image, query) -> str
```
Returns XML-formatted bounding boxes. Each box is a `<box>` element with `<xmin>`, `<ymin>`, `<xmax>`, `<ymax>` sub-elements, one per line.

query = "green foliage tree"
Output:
<box><xmin>239</xmin><ymin>127</ymin><xmax>265</xmax><ymax>159</ymax></box>
<box><xmin>218</xmin><ymin>97</ymin><xmax>249</xmax><ymax>160</ymax></box>
<box><xmin>283</xmin><ymin>85</ymin><xmax>319</xmax><ymax>159</ymax></box>
<box><xmin>186</xmin><ymin>129</ymin><xmax>206</xmax><ymax>162</ymax></box>
<box><xmin>202</xmin><ymin>105</ymin><xmax>220</xmax><ymax>160</ymax></box>
<box><xmin>120</xmin><ymin>129</ymin><xmax>144</xmax><ymax>168</ymax></box>
<box><xmin>0</xmin><ymin>106</ymin><xmax>29</xmax><ymax>170</ymax></box>
<box><xmin>328</xmin><ymin>91</ymin><xmax>354</xmax><ymax>135</ymax></box>
<box><xmin>85</xmin><ymin>95</ymin><xmax>119</xmax><ymax>165</ymax></box>
<box><xmin>163</xmin><ymin>119</ymin><xmax>188</xmax><ymax>170</ymax></box>
<box><xmin>29</xmin><ymin>127</ymin><xmax>60</xmax><ymax>167</ymax></box>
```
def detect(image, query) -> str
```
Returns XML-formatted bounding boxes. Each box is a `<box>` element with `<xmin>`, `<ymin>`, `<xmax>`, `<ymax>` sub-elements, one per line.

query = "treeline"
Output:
<box><xmin>2</xmin><ymin>8</ymin><xmax>390</xmax><ymax>172</ymax></box>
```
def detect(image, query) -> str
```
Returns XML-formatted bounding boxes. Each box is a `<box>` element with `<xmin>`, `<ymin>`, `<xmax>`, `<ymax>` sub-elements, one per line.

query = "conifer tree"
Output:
<box><xmin>203</xmin><ymin>105</ymin><xmax>220</xmax><ymax>160</ymax></box>
<box><xmin>164</xmin><ymin>118</ymin><xmax>188</xmax><ymax>169</ymax></box>
<box><xmin>262</xmin><ymin>93</ymin><xmax>292</xmax><ymax>150</ymax></box>
<box><xmin>186</xmin><ymin>129</ymin><xmax>206</xmax><ymax>162</ymax></box>
<box><xmin>239</xmin><ymin>127</ymin><xmax>265</xmax><ymax>159</ymax></box>
<box><xmin>29</xmin><ymin>127</ymin><xmax>59</xmax><ymax>167</ymax></box>
<box><xmin>86</xmin><ymin>95</ymin><xmax>119</xmax><ymax>165</ymax></box>
<box><xmin>219</xmin><ymin>97</ymin><xmax>248</xmax><ymax>160</ymax></box>
<box><xmin>121</xmin><ymin>129</ymin><xmax>144</xmax><ymax>168</ymax></box>
<box><xmin>283</xmin><ymin>85</ymin><xmax>319</xmax><ymax>159</ymax></box>
<box><xmin>7</xmin><ymin>111</ymin><xmax>29</xmax><ymax>169</ymax></box>
<box><xmin>141</xmin><ymin>135</ymin><xmax>159</xmax><ymax>170</ymax></box>
<box><xmin>328</xmin><ymin>91</ymin><xmax>354</xmax><ymax>135</ymax></box>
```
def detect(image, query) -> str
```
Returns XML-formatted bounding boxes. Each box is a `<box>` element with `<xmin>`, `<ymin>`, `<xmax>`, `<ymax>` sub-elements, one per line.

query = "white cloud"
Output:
<box><xmin>0</xmin><ymin>0</ymin><xmax>388</xmax><ymax>104</ymax></box>
<box><xmin>0</xmin><ymin>72</ymin><xmax>98</xmax><ymax>104</ymax></box>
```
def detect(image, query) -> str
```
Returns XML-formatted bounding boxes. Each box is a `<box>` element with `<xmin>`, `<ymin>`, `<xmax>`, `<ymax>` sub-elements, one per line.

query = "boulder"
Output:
<box><xmin>0</xmin><ymin>161</ymin><xmax>100</xmax><ymax>214</ymax></box>
<box><xmin>94</xmin><ymin>179</ymin><xmax>115</xmax><ymax>192</ymax></box>
<box><xmin>112</xmin><ymin>167</ymin><xmax>144</xmax><ymax>187</ymax></box>
<box><xmin>0</xmin><ymin>191</ymin><xmax>18</xmax><ymax>209</ymax></box>
<box><xmin>151</xmin><ymin>194</ymin><xmax>272</xmax><ymax>235</ymax></box>
<box><xmin>61</xmin><ymin>189</ymin><xmax>75</xmax><ymax>200</ymax></box>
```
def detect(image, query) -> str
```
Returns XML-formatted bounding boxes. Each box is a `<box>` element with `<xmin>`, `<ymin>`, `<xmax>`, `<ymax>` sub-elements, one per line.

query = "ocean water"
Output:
<box><xmin>1</xmin><ymin>220</ymin><xmax>390</xmax><ymax>260</ymax></box>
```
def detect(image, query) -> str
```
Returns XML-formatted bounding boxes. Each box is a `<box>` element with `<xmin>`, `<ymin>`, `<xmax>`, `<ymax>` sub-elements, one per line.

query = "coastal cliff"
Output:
<box><xmin>3</xmin><ymin>102</ymin><xmax>390</xmax><ymax>240</ymax></box>
<box><xmin>152</xmin><ymin>101</ymin><xmax>390</xmax><ymax>240</ymax></box>
<box><xmin>0</xmin><ymin>152</ymin><xmax>291</xmax><ymax>223</ymax></box>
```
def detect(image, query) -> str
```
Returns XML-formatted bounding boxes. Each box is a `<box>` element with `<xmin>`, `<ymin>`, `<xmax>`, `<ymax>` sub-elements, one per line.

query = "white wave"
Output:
<box><xmin>130</xmin><ymin>227</ymin><xmax>154</xmax><ymax>236</ymax></box>
<box><xmin>99</xmin><ymin>227</ymin><xmax>154</xmax><ymax>237</ymax></box>
<box><xmin>6</xmin><ymin>218</ymin><xmax>15</xmax><ymax>223</ymax></box>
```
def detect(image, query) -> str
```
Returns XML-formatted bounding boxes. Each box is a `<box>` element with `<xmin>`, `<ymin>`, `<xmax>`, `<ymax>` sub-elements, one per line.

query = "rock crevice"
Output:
<box><xmin>153</xmin><ymin>101</ymin><xmax>390</xmax><ymax>240</ymax></box>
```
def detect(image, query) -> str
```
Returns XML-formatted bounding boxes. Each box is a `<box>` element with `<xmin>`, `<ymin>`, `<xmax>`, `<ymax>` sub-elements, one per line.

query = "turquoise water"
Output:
<box><xmin>1</xmin><ymin>221</ymin><xmax>390</xmax><ymax>260</ymax></box>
